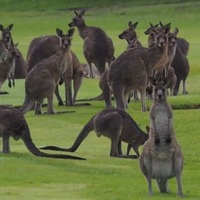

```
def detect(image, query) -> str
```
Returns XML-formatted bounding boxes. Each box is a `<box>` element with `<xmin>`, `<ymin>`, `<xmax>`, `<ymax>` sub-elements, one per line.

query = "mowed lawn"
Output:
<box><xmin>0</xmin><ymin>1</ymin><xmax>200</xmax><ymax>200</ymax></box>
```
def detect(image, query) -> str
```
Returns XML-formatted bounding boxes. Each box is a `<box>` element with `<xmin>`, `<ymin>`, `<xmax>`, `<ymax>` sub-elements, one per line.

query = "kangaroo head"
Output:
<box><xmin>146</xmin><ymin>22</ymin><xmax>170</xmax><ymax>48</ymax></box>
<box><xmin>149</xmin><ymin>77</ymin><xmax>169</xmax><ymax>100</ymax></box>
<box><xmin>8</xmin><ymin>43</ymin><xmax>20</xmax><ymax>59</ymax></box>
<box><xmin>56</xmin><ymin>28</ymin><xmax>75</xmax><ymax>49</ymax></box>
<box><xmin>68</xmin><ymin>9</ymin><xmax>86</xmax><ymax>28</ymax></box>
<box><xmin>168</xmin><ymin>28</ymin><xmax>179</xmax><ymax>48</ymax></box>
<box><xmin>0</xmin><ymin>24</ymin><xmax>13</xmax><ymax>44</ymax></box>
<box><xmin>118</xmin><ymin>21</ymin><xmax>138</xmax><ymax>41</ymax></box>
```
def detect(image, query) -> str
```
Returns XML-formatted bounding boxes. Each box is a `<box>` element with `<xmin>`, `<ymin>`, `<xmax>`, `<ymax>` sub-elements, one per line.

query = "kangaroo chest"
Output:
<box><xmin>151</xmin><ymin>105</ymin><xmax>172</xmax><ymax>134</ymax></box>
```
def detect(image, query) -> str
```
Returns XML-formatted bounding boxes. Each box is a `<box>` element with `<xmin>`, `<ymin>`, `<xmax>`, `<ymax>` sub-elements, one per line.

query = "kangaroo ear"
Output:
<box><xmin>68</xmin><ymin>28</ymin><xmax>75</xmax><ymax>38</ymax></box>
<box><xmin>128</xmin><ymin>21</ymin><xmax>133</xmax><ymax>28</ymax></box>
<box><xmin>159</xmin><ymin>21</ymin><xmax>164</xmax><ymax>27</ymax></box>
<box><xmin>0</xmin><ymin>24</ymin><xmax>4</xmax><ymax>31</ymax></box>
<box><xmin>79</xmin><ymin>9</ymin><xmax>86</xmax><ymax>17</ymax></box>
<box><xmin>173</xmin><ymin>28</ymin><xmax>179</xmax><ymax>36</ymax></box>
<box><xmin>56</xmin><ymin>28</ymin><xmax>63</xmax><ymax>37</ymax></box>
<box><xmin>74</xmin><ymin>9</ymin><xmax>79</xmax><ymax>16</ymax></box>
<box><xmin>7</xmin><ymin>24</ymin><xmax>14</xmax><ymax>31</ymax></box>
<box><xmin>162</xmin><ymin>23</ymin><xmax>171</xmax><ymax>34</ymax></box>
<box><xmin>131</xmin><ymin>22</ymin><xmax>138</xmax><ymax>29</ymax></box>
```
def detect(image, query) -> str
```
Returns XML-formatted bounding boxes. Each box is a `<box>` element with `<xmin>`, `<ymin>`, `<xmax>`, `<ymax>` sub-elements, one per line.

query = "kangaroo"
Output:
<box><xmin>0</xmin><ymin>40</ymin><xmax>7</xmax><ymax>63</ymax></box>
<box><xmin>0</xmin><ymin>106</ymin><xmax>85</xmax><ymax>160</ymax></box>
<box><xmin>107</xmin><ymin>25</ymin><xmax>170</xmax><ymax>111</ymax></box>
<box><xmin>159</xmin><ymin>21</ymin><xmax>189</xmax><ymax>56</ymax></box>
<box><xmin>20</xmin><ymin>28</ymin><xmax>74</xmax><ymax>115</ymax></box>
<box><xmin>171</xmin><ymin>46</ymin><xmax>190</xmax><ymax>95</ymax></box>
<box><xmin>27</xmin><ymin>34</ymin><xmax>84</xmax><ymax>106</ymax></box>
<box><xmin>145</xmin><ymin>23</ymin><xmax>189</xmax><ymax>95</ymax></box>
<box><xmin>40</xmin><ymin>108</ymin><xmax>149</xmax><ymax>158</ymax></box>
<box><xmin>68</xmin><ymin>9</ymin><xmax>115</xmax><ymax>78</ymax></box>
<box><xmin>118</xmin><ymin>21</ymin><xmax>143</xmax><ymax>48</ymax></box>
<box><xmin>0</xmin><ymin>43</ymin><xmax>20</xmax><ymax>90</ymax></box>
<box><xmin>139</xmin><ymin>77</ymin><xmax>183</xmax><ymax>197</ymax></box>
<box><xmin>0</xmin><ymin>24</ymin><xmax>27</xmax><ymax>79</ymax></box>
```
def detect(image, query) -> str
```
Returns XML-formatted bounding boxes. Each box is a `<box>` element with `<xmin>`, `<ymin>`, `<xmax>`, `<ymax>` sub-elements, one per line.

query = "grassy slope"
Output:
<box><xmin>0</xmin><ymin>1</ymin><xmax>200</xmax><ymax>200</ymax></box>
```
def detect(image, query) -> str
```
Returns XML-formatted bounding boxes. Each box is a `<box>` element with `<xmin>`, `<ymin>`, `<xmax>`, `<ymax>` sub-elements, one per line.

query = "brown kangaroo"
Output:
<box><xmin>0</xmin><ymin>24</ymin><xmax>27</xmax><ymax>79</ymax></box>
<box><xmin>139</xmin><ymin>77</ymin><xmax>183</xmax><ymax>197</ymax></box>
<box><xmin>68</xmin><ymin>9</ymin><xmax>115</xmax><ymax>78</ymax></box>
<box><xmin>27</xmin><ymin>34</ymin><xmax>84</xmax><ymax>106</ymax></box>
<box><xmin>0</xmin><ymin>42</ymin><xmax>20</xmax><ymax>90</ymax></box>
<box><xmin>40</xmin><ymin>108</ymin><xmax>149</xmax><ymax>158</ymax></box>
<box><xmin>0</xmin><ymin>40</ymin><xmax>7</xmax><ymax>63</ymax></box>
<box><xmin>20</xmin><ymin>28</ymin><xmax>74</xmax><ymax>115</ymax></box>
<box><xmin>145</xmin><ymin>23</ymin><xmax>189</xmax><ymax>95</ymax></box>
<box><xmin>118</xmin><ymin>21</ymin><xmax>143</xmax><ymax>48</ymax></box>
<box><xmin>0</xmin><ymin>106</ymin><xmax>85</xmax><ymax>160</ymax></box>
<box><xmin>107</xmin><ymin>25</ymin><xmax>170</xmax><ymax>111</ymax></box>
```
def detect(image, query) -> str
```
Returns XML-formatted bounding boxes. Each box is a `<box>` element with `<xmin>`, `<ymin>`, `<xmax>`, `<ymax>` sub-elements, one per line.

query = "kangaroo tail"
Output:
<box><xmin>40</xmin><ymin>116</ymin><xmax>95</xmax><ymax>152</ymax></box>
<box><xmin>19</xmin><ymin>96</ymin><xmax>35</xmax><ymax>115</ymax></box>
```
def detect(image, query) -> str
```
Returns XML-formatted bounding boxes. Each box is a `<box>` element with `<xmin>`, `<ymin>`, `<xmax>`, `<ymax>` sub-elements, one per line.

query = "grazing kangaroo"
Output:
<box><xmin>107</xmin><ymin>25</ymin><xmax>170</xmax><ymax>111</ymax></box>
<box><xmin>0</xmin><ymin>24</ymin><xmax>27</xmax><ymax>79</ymax></box>
<box><xmin>0</xmin><ymin>43</ymin><xmax>20</xmax><ymax>90</ymax></box>
<box><xmin>40</xmin><ymin>108</ymin><xmax>149</xmax><ymax>158</ymax></box>
<box><xmin>68</xmin><ymin>9</ymin><xmax>115</xmax><ymax>78</ymax></box>
<box><xmin>20</xmin><ymin>28</ymin><xmax>74</xmax><ymax>115</ymax></box>
<box><xmin>118</xmin><ymin>21</ymin><xmax>143</xmax><ymax>48</ymax></box>
<box><xmin>0</xmin><ymin>106</ymin><xmax>85</xmax><ymax>160</ymax></box>
<box><xmin>27</xmin><ymin>34</ymin><xmax>84</xmax><ymax>106</ymax></box>
<box><xmin>139</xmin><ymin>77</ymin><xmax>183</xmax><ymax>197</ymax></box>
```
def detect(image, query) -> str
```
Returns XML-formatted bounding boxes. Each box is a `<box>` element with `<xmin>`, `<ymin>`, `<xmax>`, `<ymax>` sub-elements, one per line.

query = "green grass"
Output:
<box><xmin>0</xmin><ymin>1</ymin><xmax>200</xmax><ymax>199</ymax></box>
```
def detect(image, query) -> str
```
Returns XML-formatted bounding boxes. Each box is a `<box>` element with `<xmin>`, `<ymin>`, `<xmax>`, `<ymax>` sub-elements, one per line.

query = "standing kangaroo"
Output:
<box><xmin>0</xmin><ymin>43</ymin><xmax>20</xmax><ymax>90</ymax></box>
<box><xmin>40</xmin><ymin>108</ymin><xmax>149</xmax><ymax>158</ymax></box>
<box><xmin>118</xmin><ymin>21</ymin><xmax>143</xmax><ymax>48</ymax></box>
<box><xmin>139</xmin><ymin>77</ymin><xmax>183</xmax><ymax>197</ymax></box>
<box><xmin>0</xmin><ymin>106</ymin><xmax>85</xmax><ymax>160</ymax></box>
<box><xmin>20</xmin><ymin>28</ymin><xmax>74</xmax><ymax>115</ymax></box>
<box><xmin>68</xmin><ymin>9</ymin><xmax>115</xmax><ymax>78</ymax></box>
<box><xmin>107</xmin><ymin>25</ymin><xmax>170</xmax><ymax>111</ymax></box>
<box><xmin>0</xmin><ymin>24</ymin><xmax>27</xmax><ymax>79</ymax></box>
<box><xmin>27</xmin><ymin>31</ymin><xmax>84</xmax><ymax>106</ymax></box>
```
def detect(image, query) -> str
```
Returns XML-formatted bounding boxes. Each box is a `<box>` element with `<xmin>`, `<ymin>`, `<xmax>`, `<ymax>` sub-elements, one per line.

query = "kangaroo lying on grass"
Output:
<box><xmin>20</xmin><ymin>28</ymin><xmax>74</xmax><ymax>115</ymax></box>
<box><xmin>40</xmin><ymin>108</ymin><xmax>149</xmax><ymax>158</ymax></box>
<box><xmin>0</xmin><ymin>106</ymin><xmax>85</xmax><ymax>160</ymax></box>
<box><xmin>139</xmin><ymin>77</ymin><xmax>183</xmax><ymax>197</ymax></box>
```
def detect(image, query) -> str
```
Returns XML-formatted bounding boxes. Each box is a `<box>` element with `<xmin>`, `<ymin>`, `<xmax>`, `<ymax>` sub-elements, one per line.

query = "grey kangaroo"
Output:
<box><xmin>0</xmin><ymin>106</ymin><xmax>85</xmax><ymax>160</ymax></box>
<box><xmin>118</xmin><ymin>21</ymin><xmax>143</xmax><ymax>48</ymax></box>
<box><xmin>107</xmin><ymin>25</ymin><xmax>170</xmax><ymax>111</ymax></box>
<box><xmin>40</xmin><ymin>108</ymin><xmax>149</xmax><ymax>158</ymax></box>
<box><xmin>0</xmin><ymin>42</ymin><xmax>20</xmax><ymax>90</ymax></box>
<box><xmin>20</xmin><ymin>28</ymin><xmax>74</xmax><ymax>115</ymax></box>
<box><xmin>0</xmin><ymin>24</ymin><xmax>27</xmax><ymax>79</ymax></box>
<box><xmin>139</xmin><ymin>77</ymin><xmax>183</xmax><ymax>197</ymax></box>
<box><xmin>27</xmin><ymin>33</ymin><xmax>84</xmax><ymax>106</ymax></box>
<box><xmin>68</xmin><ymin>9</ymin><xmax>115</xmax><ymax>78</ymax></box>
